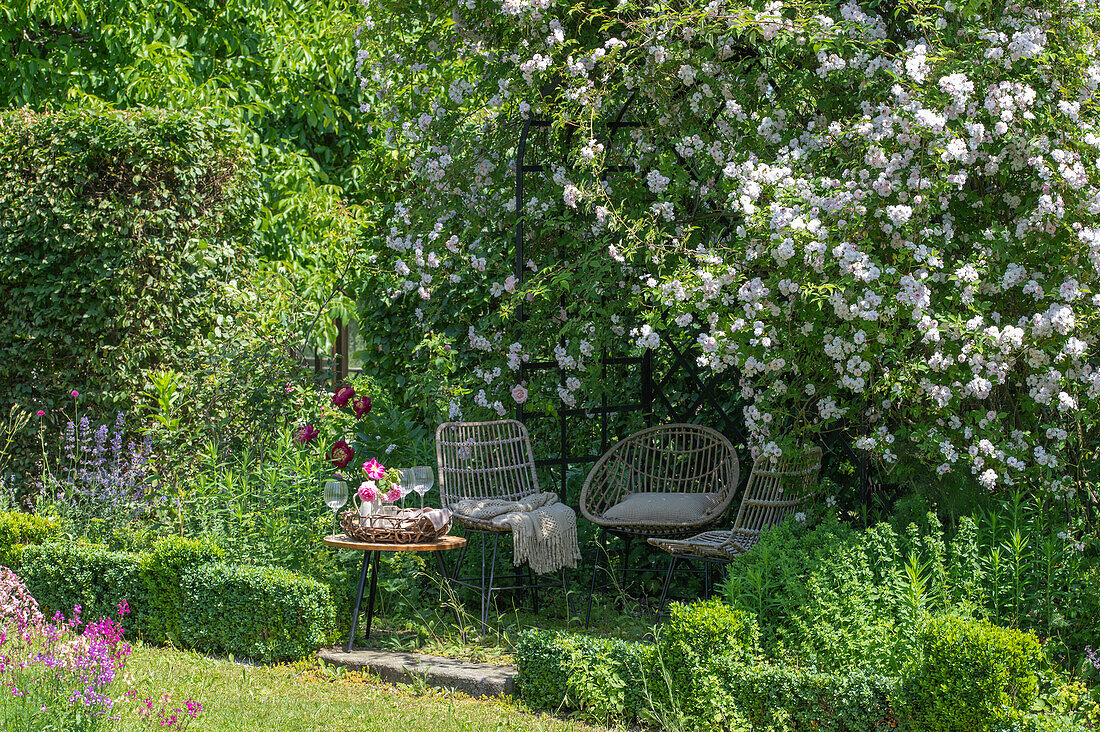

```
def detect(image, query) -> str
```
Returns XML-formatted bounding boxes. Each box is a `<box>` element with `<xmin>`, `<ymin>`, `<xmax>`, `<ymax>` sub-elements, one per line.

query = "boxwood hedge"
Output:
<box><xmin>181</xmin><ymin>561</ymin><xmax>334</xmax><ymax>663</ymax></box>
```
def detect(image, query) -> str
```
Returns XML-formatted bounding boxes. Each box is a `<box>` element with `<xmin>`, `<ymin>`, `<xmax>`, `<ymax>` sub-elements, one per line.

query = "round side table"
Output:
<box><xmin>323</xmin><ymin>534</ymin><xmax>466</xmax><ymax>652</ymax></box>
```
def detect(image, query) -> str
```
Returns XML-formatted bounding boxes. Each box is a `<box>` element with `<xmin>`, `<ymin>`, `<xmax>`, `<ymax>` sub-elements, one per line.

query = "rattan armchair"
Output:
<box><xmin>578</xmin><ymin>423</ymin><xmax>740</xmax><ymax>626</ymax></box>
<box><xmin>435</xmin><ymin>420</ymin><xmax>570</xmax><ymax>629</ymax></box>
<box><xmin>649</xmin><ymin>446</ymin><xmax>822</xmax><ymax>608</ymax></box>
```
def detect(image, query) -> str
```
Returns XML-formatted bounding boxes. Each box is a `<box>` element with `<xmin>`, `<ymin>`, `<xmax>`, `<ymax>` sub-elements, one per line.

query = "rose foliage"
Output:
<box><xmin>356</xmin><ymin>0</ymin><xmax>1100</xmax><ymax>496</ymax></box>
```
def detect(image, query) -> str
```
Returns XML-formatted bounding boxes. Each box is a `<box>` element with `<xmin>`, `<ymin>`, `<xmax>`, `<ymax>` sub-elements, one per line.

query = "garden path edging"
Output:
<box><xmin>316</xmin><ymin>647</ymin><xmax>516</xmax><ymax>698</ymax></box>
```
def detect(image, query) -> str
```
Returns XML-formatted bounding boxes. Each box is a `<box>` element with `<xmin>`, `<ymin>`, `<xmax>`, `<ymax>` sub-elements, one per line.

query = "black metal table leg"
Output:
<box><xmin>346</xmin><ymin>550</ymin><xmax>370</xmax><ymax>652</ymax></box>
<box><xmin>363</xmin><ymin>550</ymin><xmax>381</xmax><ymax>640</ymax></box>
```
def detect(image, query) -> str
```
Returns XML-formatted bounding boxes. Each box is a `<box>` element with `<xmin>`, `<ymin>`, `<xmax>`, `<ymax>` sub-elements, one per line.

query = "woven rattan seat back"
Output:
<box><xmin>579</xmin><ymin>423</ymin><xmax>739</xmax><ymax>533</ymax></box>
<box><xmin>436</xmin><ymin>420</ymin><xmax>542</xmax><ymax>510</ymax></box>
<box><xmin>729</xmin><ymin>446</ymin><xmax>822</xmax><ymax>541</ymax></box>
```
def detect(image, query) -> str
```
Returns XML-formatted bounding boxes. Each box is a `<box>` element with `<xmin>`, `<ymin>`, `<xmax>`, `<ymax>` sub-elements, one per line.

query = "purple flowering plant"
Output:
<box><xmin>37</xmin><ymin>402</ymin><xmax>159</xmax><ymax>539</ymax></box>
<box><xmin>0</xmin><ymin>568</ymin><xmax>203</xmax><ymax>731</ymax></box>
<box><xmin>0</xmin><ymin>567</ymin><xmax>131</xmax><ymax>730</ymax></box>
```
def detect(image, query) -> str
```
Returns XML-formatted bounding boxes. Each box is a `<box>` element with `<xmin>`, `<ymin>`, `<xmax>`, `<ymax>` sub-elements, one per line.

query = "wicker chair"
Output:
<box><xmin>648</xmin><ymin>446</ymin><xmax>822</xmax><ymax>608</ymax></box>
<box><xmin>578</xmin><ymin>423</ymin><xmax>740</xmax><ymax>626</ymax></box>
<box><xmin>436</xmin><ymin>420</ymin><xmax>571</xmax><ymax>630</ymax></box>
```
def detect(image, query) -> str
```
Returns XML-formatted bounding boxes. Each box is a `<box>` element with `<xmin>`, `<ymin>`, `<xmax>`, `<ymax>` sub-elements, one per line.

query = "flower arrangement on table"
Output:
<box><xmin>294</xmin><ymin>381</ymin><xmax>449</xmax><ymax>542</ymax></box>
<box><xmin>355</xmin><ymin>457</ymin><xmax>405</xmax><ymax>515</ymax></box>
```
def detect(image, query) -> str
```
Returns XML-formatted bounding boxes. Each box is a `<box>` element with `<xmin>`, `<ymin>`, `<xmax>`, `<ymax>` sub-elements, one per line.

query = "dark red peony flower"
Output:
<box><xmin>332</xmin><ymin>385</ymin><xmax>355</xmax><ymax>407</ymax></box>
<box><xmin>328</xmin><ymin>439</ymin><xmax>354</xmax><ymax>469</ymax></box>
<box><xmin>295</xmin><ymin>424</ymin><xmax>319</xmax><ymax>443</ymax></box>
<box><xmin>352</xmin><ymin>395</ymin><xmax>372</xmax><ymax>419</ymax></box>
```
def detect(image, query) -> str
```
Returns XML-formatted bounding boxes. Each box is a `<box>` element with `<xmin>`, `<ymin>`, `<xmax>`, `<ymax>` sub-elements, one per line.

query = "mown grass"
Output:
<box><xmin>113</xmin><ymin>645</ymin><xmax>605</xmax><ymax>732</ymax></box>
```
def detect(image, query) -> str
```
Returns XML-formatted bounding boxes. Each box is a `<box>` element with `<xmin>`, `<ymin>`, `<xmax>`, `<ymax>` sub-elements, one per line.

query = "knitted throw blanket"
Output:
<box><xmin>454</xmin><ymin>492</ymin><xmax>581</xmax><ymax>574</ymax></box>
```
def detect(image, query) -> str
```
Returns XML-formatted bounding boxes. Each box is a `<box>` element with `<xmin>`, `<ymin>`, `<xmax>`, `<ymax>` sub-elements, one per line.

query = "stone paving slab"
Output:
<box><xmin>317</xmin><ymin>647</ymin><xmax>516</xmax><ymax>698</ymax></box>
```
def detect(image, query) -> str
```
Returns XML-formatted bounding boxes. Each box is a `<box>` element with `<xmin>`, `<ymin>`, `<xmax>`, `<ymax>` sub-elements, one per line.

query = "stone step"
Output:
<box><xmin>316</xmin><ymin>647</ymin><xmax>517</xmax><ymax>698</ymax></box>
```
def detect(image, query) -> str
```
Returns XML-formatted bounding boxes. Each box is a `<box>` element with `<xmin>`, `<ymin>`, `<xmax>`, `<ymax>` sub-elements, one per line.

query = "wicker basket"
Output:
<box><xmin>339</xmin><ymin>507</ymin><xmax>452</xmax><ymax>544</ymax></box>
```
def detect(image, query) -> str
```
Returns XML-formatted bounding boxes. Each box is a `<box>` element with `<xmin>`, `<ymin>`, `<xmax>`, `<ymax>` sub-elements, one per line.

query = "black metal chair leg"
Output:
<box><xmin>483</xmin><ymin>533</ymin><xmax>499</xmax><ymax>633</ymax></box>
<box><xmin>528</xmin><ymin>565</ymin><xmax>539</xmax><ymax>614</ymax></box>
<box><xmin>658</xmin><ymin>554</ymin><xmax>680</xmax><ymax>615</ymax></box>
<box><xmin>562</xmin><ymin>568</ymin><xmax>575</xmax><ymax>616</ymax></box>
<box><xmin>585</xmin><ymin>529</ymin><xmax>607</xmax><ymax>629</ymax></box>
<box><xmin>704</xmin><ymin>561</ymin><xmax>712</xmax><ymax>599</ymax></box>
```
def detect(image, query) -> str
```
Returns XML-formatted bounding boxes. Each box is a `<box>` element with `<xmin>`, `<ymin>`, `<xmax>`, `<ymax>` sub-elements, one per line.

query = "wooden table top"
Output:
<box><xmin>323</xmin><ymin>534</ymin><xmax>466</xmax><ymax>552</ymax></box>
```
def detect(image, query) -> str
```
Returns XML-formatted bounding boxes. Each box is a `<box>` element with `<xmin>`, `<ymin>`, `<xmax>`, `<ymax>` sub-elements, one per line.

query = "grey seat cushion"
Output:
<box><xmin>601</xmin><ymin>492</ymin><xmax>721</xmax><ymax>525</ymax></box>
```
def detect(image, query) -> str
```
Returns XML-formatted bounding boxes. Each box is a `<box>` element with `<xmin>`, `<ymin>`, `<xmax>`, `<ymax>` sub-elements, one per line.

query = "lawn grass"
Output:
<box><xmin>114</xmin><ymin>645</ymin><xmax>606</xmax><ymax>732</ymax></box>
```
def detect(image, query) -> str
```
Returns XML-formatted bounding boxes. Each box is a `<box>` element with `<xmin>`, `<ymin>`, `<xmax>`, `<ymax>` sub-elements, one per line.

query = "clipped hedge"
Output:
<box><xmin>18</xmin><ymin>542</ymin><xmax>147</xmax><ymax>627</ymax></box>
<box><xmin>897</xmin><ymin>614</ymin><xmax>1043</xmax><ymax>732</ymax></box>
<box><xmin>138</xmin><ymin>536</ymin><xmax>224</xmax><ymax>645</ymax></box>
<box><xmin>713</xmin><ymin>660</ymin><xmax>899</xmax><ymax>731</ymax></box>
<box><xmin>16</xmin><ymin>540</ymin><xmax>333</xmax><ymax>661</ymax></box>
<box><xmin>181</xmin><ymin>562</ymin><xmax>334</xmax><ymax>663</ymax></box>
<box><xmin>0</xmin><ymin>510</ymin><xmax>58</xmax><ymax>567</ymax></box>
<box><xmin>657</xmin><ymin>599</ymin><xmax>760</xmax><ymax>728</ymax></box>
<box><xmin>515</xmin><ymin>629</ymin><xmax>656</xmax><ymax>723</ymax></box>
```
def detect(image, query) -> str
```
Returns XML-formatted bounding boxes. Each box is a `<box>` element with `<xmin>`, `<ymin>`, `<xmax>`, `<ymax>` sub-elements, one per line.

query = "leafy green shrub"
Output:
<box><xmin>0</xmin><ymin>511</ymin><xmax>59</xmax><ymax>567</ymax></box>
<box><xmin>18</xmin><ymin>542</ymin><xmax>148</xmax><ymax>629</ymax></box>
<box><xmin>656</xmin><ymin>599</ymin><xmax>760</xmax><ymax>729</ymax></box>
<box><xmin>720</xmin><ymin>498</ymin><xmax>1095</xmax><ymax>675</ymax></box>
<box><xmin>0</xmin><ymin>107</ymin><xmax>259</xmax><ymax>487</ymax></box>
<box><xmin>897</xmin><ymin>615</ymin><xmax>1043</xmax><ymax>732</ymax></box>
<box><xmin>138</xmin><ymin>536</ymin><xmax>225</xmax><ymax>645</ymax></box>
<box><xmin>711</xmin><ymin>660</ymin><xmax>899</xmax><ymax>732</ymax></box>
<box><xmin>514</xmin><ymin>628</ymin><xmax>655</xmax><ymax>723</ymax></box>
<box><xmin>180</xmin><ymin>562</ymin><xmax>334</xmax><ymax>662</ymax></box>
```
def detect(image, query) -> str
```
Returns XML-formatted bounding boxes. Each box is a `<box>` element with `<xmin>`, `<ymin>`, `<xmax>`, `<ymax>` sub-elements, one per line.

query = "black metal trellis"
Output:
<box><xmin>510</xmin><ymin>95</ymin><xmax>745</xmax><ymax>504</ymax></box>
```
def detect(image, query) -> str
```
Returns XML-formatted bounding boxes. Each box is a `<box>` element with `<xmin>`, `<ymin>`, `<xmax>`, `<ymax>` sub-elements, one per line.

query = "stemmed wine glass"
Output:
<box><xmin>408</xmin><ymin>466</ymin><xmax>434</xmax><ymax>509</ymax></box>
<box><xmin>323</xmin><ymin>480</ymin><xmax>348</xmax><ymax>534</ymax></box>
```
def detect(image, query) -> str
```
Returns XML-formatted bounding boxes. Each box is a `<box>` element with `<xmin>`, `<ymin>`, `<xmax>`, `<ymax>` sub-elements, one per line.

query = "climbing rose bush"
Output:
<box><xmin>356</xmin><ymin>0</ymin><xmax>1100</xmax><ymax>496</ymax></box>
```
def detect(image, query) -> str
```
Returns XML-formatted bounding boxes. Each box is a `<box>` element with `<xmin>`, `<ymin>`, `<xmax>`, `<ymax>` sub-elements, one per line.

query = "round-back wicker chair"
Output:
<box><xmin>579</xmin><ymin>423</ymin><xmax>739</xmax><ymax>537</ymax></box>
<box><xmin>578</xmin><ymin>423</ymin><xmax>739</xmax><ymax>626</ymax></box>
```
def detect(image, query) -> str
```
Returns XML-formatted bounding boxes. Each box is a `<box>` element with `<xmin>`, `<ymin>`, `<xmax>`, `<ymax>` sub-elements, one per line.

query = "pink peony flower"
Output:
<box><xmin>36</xmin><ymin>410</ymin><xmax>44</xmax><ymax>416</ymax></box>
<box><xmin>352</xmin><ymin>395</ymin><xmax>372</xmax><ymax>418</ymax></box>
<box><xmin>70</xmin><ymin>390</ymin><xmax>79</xmax><ymax>398</ymax></box>
<box><xmin>295</xmin><ymin>424</ymin><xmax>319</xmax><ymax>443</ymax></box>
<box><xmin>363</xmin><ymin>458</ymin><xmax>386</xmax><ymax>480</ymax></box>
<box><xmin>332</xmin><ymin>385</ymin><xmax>355</xmax><ymax>407</ymax></box>
<box><xmin>383</xmin><ymin>486</ymin><xmax>403</xmax><ymax>503</ymax></box>
<box><xmin>327</xmin><ymin>439</ymin><xmax>355</xmax><ymax>469</ymax></box>
<box><xmin>358</xmin><ymin>481</ymin><xmax>379</xmax><ymax>502</ymax></box>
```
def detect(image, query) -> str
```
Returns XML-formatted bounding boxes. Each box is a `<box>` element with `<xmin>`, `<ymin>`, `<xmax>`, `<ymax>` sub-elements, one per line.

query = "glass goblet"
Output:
<box><xmin>323</xmin><ymin>480</ymin><xmax>348</xmax><ymax>534</ymax></box>
<box><xmin>409</xmin><ymin>466</ymin><xmax>434</xmax><ymax>509</ymax></box>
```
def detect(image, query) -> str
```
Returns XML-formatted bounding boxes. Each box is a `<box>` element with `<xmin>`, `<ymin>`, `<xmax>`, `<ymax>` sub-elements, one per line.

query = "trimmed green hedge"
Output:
<box><xmin>0</xmin><ymin>510</ymin><xmax>59</xmax><ymax>567</ymax></box>
<box><xmin>19</xmin><ymin>542</ymin><xmax>146</xmax><ymax>627</ymax></box>
<box><xmin>897</xmin><ymin>614</ymin><xmax>1043</xmax><ymax>732</ymax></box>
<box><xmin>515</xmin><ymin>629</ymin><xmax>655</xmax><ymax>722</ymax></box>
<box><xmin>712</xmin><ymin>660</ymin><xmax>898</xmax><ymax>731</ymax></box>
<box><xmin>138</xmin><ymin>536</ymin><xmax>225</xmax><ymax>644</ymax></box>
<box><xmin>515</xmin><ymin>604</ymin><xmax>1058</xmax><ymax>732</ymax></box>
<box><xmin>180</xmin><ymin>562</ymin><xmax>334</xmax><ymax>663</ymax></box>
<box><xmin>16</xmin><ymin>539</ymin><xmax>333</xmax><ymax>661</ymax></box>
